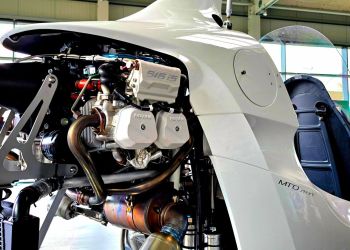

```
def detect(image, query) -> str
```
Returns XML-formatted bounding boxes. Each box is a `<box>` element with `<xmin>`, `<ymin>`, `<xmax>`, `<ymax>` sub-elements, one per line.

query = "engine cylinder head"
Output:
<box><xmin>155</xmin><ymin>111</ymin><xmax>189</xmax><ymax>149</ymax></box>
<box><xmin>113</xmin><ymin>107</ymin><xmax>157</xmax><ymax>149</ymax></box>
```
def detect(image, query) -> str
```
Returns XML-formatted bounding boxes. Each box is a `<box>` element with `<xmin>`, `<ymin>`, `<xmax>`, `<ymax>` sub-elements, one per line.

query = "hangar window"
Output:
<box><xmin>286</xmin><ymin>45</ymin><xmax>343</xmax><ymax>75</ymax></box>
<box><xmin>262</xmin><ymin>43</ymin><xmax>281</xmax><ymax>72</ymax></box>
<box><xmin>262</xmin><ymin>41</ymin><xmax>348</xmax><ymax>102</ymax></box>
<box><xmin>286</xmin><ymin>45</ymin><xmax>345</xmax><ymax>101</ymax></box>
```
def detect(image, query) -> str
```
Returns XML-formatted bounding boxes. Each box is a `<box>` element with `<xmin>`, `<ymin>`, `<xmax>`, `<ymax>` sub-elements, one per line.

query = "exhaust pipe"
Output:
<box><xmin>67</xmin><ymin>113</ymin><xmax>106</xmax><ymax>205</ymax></box>
<box><xmin>104</xmin><ymin>192</ymin><xmax>187</xmax><ymax>250</ymax></box>
<box><xmin>140</xmin><ymin>233</ymin><xmax>181</xmax><ymax>250</ymax></box>
<box><xmin>140</xmin><ymin>203</ymin><xmax>187</xmax><ymax>250</ymax></box>
<box><xmin>106</xmin><ymin>137</ymin><xmax>193</xmax><ymax>195</ymax></box>
<box><xmin>67</xmin><ymin>113</ymin><xmax>192</xmax><ymax>203</ymax></box>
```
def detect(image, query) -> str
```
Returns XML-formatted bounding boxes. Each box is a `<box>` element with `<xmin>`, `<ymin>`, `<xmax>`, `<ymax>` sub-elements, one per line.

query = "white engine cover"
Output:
<box><xmin>130</xmin><ymin>60</ymin><xmax>181</xmax><ymax>103</ymax></box>
<box><xmin>113</xmin><ymin>107</ymin><xmax>157</xmax><ymax>149</ymax></box>
<box><xmin>155</xmin><ymin>111</ymin><xmax>189</xmax><ymax>149</ymax></box>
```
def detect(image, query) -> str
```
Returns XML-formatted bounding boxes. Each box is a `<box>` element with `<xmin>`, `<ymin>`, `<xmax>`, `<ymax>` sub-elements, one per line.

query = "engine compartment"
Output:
<box><xmin>0</xmin><ymin>32</ymin><xmax>191</xmax><ymax>174</ymax></box>
<box><xmin>0</xmin><ymin>31</ymin><xmax>236</xmax><ymax>250</ymax></box>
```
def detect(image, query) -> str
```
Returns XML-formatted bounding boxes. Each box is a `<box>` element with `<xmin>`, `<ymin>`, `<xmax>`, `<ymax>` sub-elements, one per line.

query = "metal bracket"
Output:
<box><xmin>0</xmin><ymin>74</ymin><xmax>77</xmax><ymax>185</ymax></box>
<box><xmin>254</xmin><ymin>0</ymin><xmax>280</xmax><ymax>15</ymax></box>
<box><xmin>38</xmin><ymin>189</ymin><xmax>66</xmax><ymax>248</ymax></box>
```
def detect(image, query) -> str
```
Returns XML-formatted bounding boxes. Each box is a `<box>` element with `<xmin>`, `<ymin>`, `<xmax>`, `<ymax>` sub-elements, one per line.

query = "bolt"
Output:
<box><xmin>141</xmin><ymin>124</ymin><xmax>146</xmax><ymax>130</ymax></box>
<box><xmin>49</xmin><ymin>77</ymin><xmax>56</xmax><ymax>84</ymax></box>
<box><xmin>44</xmin><ymin>123</ymin><xmax>49</xmax><ymax>130</ymax></box>
<box><xmin>60</xmin><ymin>118</ymin><xmax>69</xmax><ymax>126</ymax></box>
<box><xmin>69</xmin><ymin>166</ymin><xmax>77</xmax><ymax>174</ymax></box>
<box><xmin>175</xmin><ymin>126</ymin><xmax>180</xmax><ymax>132</ymax></box>
<box><xmin>46</xmin><ymin>109</ymin><xmax>51</xmax><ymax>115</ymax></box>
<box><xmin>241</xmin><ymin>70</ymin><xmax>247</xmax><ymax>75</ymax></box>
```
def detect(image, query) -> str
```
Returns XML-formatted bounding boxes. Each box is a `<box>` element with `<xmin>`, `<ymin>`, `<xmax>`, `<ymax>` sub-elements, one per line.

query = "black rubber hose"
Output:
<box><xmin>120</xmin><ymin>229</ymin><xmax>126</xmax><ymax>250</ymax></box>
<box><xmin>62</xmin><ymin>170</ymin><xmax>158</xmax><ymax>189</ymax></box>
<box><xmin>12</xmin><ymin>179</ymin><xmax>58</xmax><ymax>222</ymax></box>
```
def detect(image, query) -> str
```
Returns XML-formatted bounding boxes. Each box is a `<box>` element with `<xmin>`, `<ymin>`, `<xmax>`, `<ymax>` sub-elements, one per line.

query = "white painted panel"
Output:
<box><xmin>199</xmin><ymin>113</ymin><xmax>268</xmax><ymax>169</ymax></box>
<box><xmin>211</xmin><ymin>156</ymin><xmax>296</xmax><ymax>250</ymax></box>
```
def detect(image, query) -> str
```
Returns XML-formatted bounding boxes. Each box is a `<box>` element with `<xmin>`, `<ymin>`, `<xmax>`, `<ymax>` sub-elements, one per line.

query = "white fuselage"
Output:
<box><xmin>2</xmin><ymin>0</ymin><xmax>350</xmax><ymax>249</ymax></box>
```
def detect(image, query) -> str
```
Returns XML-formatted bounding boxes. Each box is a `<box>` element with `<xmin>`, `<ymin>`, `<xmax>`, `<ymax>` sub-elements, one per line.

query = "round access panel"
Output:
<box><xmin>234</xmin><ymin>49</ymin><xmax>278</xmax><ymax>107</ymax></box>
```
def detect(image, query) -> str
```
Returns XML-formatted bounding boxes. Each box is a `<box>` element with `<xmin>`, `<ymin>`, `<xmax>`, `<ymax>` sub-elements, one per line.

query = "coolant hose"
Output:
<box><xmin>12</xmin><ymin>179</ymin><xmax>59</xmax><ymax>222</ymax></box>
<box><xmin>67</xmin><ymin>114</ymin><xmax>106</xmax><ymax>205</ymax></box>
<box><xmin>62</xmin><ymin>170</ymin><xmax>158</xmax><ymax>189</ymax></box>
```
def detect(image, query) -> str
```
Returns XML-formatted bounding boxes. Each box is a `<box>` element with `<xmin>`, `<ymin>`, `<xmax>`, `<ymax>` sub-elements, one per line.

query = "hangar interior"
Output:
<box><xmin>1</xmin><ymin>0</ymin><xmax>350</xmax><ymax>249</ymax></box>
<box><xmin>1</xmin><ymin>0</ymin><xmax>350</xmax><ymax>102</ymax></box>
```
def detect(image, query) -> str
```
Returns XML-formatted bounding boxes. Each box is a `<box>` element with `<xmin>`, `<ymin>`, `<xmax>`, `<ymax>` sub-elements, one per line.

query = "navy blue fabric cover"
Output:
<box><xmin>286</xmin><ymin>75</ymin><xmax>350</xmax><ymax>199</ymax></box>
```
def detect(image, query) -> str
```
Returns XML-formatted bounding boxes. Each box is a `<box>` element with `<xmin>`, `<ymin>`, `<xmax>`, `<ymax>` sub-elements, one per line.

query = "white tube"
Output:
<box><xmin>226</xmin><ymin>0</ymin><xmax>232</xmax><ymax>18</ymax></box>
<box><xmin>170</xmin><ymin>167</ymin><xmax>181</xmax><ymax>190</ymax></box>
<box><xmin>101</xmin><ymin>84</ymin><xmax>111</xmax><ymax>95</ymax></box>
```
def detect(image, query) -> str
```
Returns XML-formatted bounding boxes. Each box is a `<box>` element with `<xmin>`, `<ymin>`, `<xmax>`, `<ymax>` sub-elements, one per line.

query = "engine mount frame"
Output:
<box><xmin>0</xmin><ymin>73</ymin><xmax>78</xmax><ymax>185</ymax></box>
